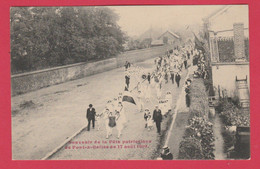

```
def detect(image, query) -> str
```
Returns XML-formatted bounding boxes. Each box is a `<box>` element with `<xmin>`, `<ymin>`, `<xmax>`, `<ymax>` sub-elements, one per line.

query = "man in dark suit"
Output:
<box><xmin>86</xmin><ymin>104</ymin><xmax>96</xmax><ymax>131</ymax></box>
<box><xmin>153</xmin><ymin>105</ymin><xmax>163</xmax><ymax>134</ymax></box>
<box><xmin>175</xmin><ymin>72</ymin><xmax>181</xmax><ymax>87</ymax></box>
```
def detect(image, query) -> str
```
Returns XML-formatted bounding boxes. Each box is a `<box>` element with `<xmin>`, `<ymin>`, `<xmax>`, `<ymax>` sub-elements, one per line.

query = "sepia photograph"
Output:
<box><xmin>10</xmin><ymin>5</ymin><xmax>250</xmax><ymax>160</ymax></box>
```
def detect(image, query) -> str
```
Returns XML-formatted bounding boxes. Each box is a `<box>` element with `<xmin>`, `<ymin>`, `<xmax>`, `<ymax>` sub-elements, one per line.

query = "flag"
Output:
<box><xmin>122</xmin><ymin>91</ymin><xmax>136</xmax><ymax>105</ymax></box>
<box><xmin>193</xmin><ymin>32</ymin><xmax>205</xmax><ymax>52</ymax></box>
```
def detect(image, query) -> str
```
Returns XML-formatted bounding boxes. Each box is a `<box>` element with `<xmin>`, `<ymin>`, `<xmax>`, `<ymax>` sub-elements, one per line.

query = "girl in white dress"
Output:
<box><xmin>146</xmin><ymin>112</ymin><xmax>154</xmax><ymax>130</ymax></box>
<box><xmin>115</xmin><ymin>102</ymin><xmax>126</xmax><ymax>138</ymax></box>
<box><xmin>137</xmin><ymin>90</ymin><xmax>144</xmax><ymax>112</ymax></box>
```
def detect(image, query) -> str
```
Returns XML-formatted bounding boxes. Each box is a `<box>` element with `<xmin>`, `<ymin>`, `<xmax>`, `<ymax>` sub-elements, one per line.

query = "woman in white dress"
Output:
<box><xmin>165</xmin><ymin>91</ymin><xmax>172</xmax><ymax>112</ymax></box>
<box><xmin>115</xmin><ymin>102</ymin><xmax>126</xmax><ymax>138</ymax></box>
<box><xmin>137</xmin><ymin>90</ymin><xmax>144</xmax><ymax>112</ymax></box>
<box><xmin>156</xmin><ymin>83</ymin><xmax>162</xmax><ymax>100</ymax></box>
<box><xmin>145</xmin><ymin>84</ymin><xmax>152</xmax><ymax>102</ymax></box>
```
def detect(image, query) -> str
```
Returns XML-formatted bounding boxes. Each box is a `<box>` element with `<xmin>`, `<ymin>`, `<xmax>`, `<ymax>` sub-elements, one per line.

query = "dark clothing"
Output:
<box><xmin>153</xmin><ymin>109</ymin><xmax>162</xmax><ymax>122</ymax></box>
<box><xmin>125</xmin><ymin>62</ymin><xmax>131</xmax><ymax>70</ymax></box>
<box><xmin>170</xmin><ymin>72</ymin><xmax>174</xmax><ymax>84</ymax></box>
<box><xmin>86</xmin><ymin>108</ymin><xmax>96</xmax><ymax>131</ymax></box>
<box><xmin>184</xmin><ymin>60</ymin><xmax>187</xmax><ymax>69</ymax></box>
<box><xmin>185</xmin><ymin>94</ymin><xmax>190</xmax><ymax>107</ymax></box>
<box><xmin>147</xmin><ymin>74</ymin><xmax>151</xmax><ymax>84</ymax></box>
<box><xmin>175</xmin><ymin>74</ymin><xmax>181</xmax><ymax>87</ymax></box>
<box><xmin>155</xmin><ymin>121</ymin><xmax>161</xmax><ymax>133</ymax></box>
<box><xmin>161</xmin><ymin>152</ymin><xmax>173</xmax><ymax>160</ymax></box>
<box><xmin>185</xmin><ymin>87</ymin><xmax>191</xmax><ymax>107</ymax></box>
<box><xmin>164</xmin><ymin>73</ymin><xmax>168</xmax><ymax>83</ymax></box>
<box><xmin>87</xmin><ymin>118</ymin><xmax>95</xmax><ymax>131</ymax></box>
<box><xmin>87</xmin><ymin>108</ymin><xmax>96</xmax><ymax>119</ymax></box>
<box><xmin>153</xmin><ymin>109</ymin><xmax>162</xmax><ymax>133</ymax></box>
<box><xmin>144</xmin><ymin>113</ymin><xmax>149</xmax><ymax>120</ymax></box>
<box><xmin>125</xmin><ymin>75</ymin><xmax>130</xmax><ymax>88</ymax></box>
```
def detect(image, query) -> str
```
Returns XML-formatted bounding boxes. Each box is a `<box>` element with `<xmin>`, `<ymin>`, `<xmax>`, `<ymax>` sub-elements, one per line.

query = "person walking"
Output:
<box><xmin>153</xmin><ymin>105</ymin><xmax>163</xmax><ymax>134</ymax></box>
<box><xmin>125</xmin><ymin>74</ymin><xmax>130</xmax><ymax>89</ymax></box>
<box><xmin>185</xmin><ymin>79</ymin><xmax>192</xmax><ymax>107</ymax></box>
<box><xmin>144</xmin><ymin>108</ymin><xmax>149</xmax><ymax>128</ymax></box>
<box><xmin>86</xmin><ymin>104</ymin><xmax>96</xmax><ymax>131</ymax></box>
<box><xmin>170</xmin><ymin>71</ymin><xmax>174</xmax><ymax>84</ymax></box>
<box><xmin>137</xmin><ymin>90</ymin><xmax>144</xmax><ymax>112</ymax></box>
<box><xmin>164</xmin><ymin>72</ymin><xmax>168</xmax><ymax>84</ymax></box>
<box><xmin>115</xmin><ymin>102</ymin><xmax>126</xmax><ymax>138</ymax></box>
<box><xmin>105</xmin><ymin>109</ymin><xmax>118</xmax><ymax>139</ymax></box>
<box><xmin>147</xmin><ymin>73</ymin><xmax>151</xmax><ymax>84</ymax></box>
<box><xmin>175</xmin><ymin>72</ymin><xmax>181</xmax><ymax>87</ymax></box>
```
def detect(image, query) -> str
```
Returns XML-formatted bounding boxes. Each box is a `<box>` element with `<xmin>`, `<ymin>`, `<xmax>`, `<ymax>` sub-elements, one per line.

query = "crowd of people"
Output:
<box><xmin>85</xmin><ymin>44</ymin><xmax>210</xmax><ymax>160</ymax></box>
<box><xmin>86</xmin><ymin>45</ymin><xmax>196</xmax><ymax>141</ymax></box>
<box><xmin>192</xmin><ymin>49</ymin><xmax>209</xmax><ymax>79</ymax></box>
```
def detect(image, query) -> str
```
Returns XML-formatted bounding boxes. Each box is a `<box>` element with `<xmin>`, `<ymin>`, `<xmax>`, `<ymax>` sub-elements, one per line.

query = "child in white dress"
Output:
<box><xmin>147</xmin><ymin>112</ymin><xmax>154</xmax><ymax>131</ymax></box>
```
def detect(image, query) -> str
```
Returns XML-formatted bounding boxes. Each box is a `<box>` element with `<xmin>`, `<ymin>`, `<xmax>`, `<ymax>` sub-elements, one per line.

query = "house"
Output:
<box><xmin>203</xmin><ymin>5</ymin><xmax>249</xmax><ymax>103</ymax></box>
<box><xmin>158</xmin><ymin>30</ymin><xmax>180</xmax><ymax>46</ymax></box>
<box><xmin>151</xmin><ymin>40</ymin><xmax>164</xmax><ymax>47</ymax></box>
<box><xmin>203</xmin><ymin>5</ymin><xmax>249</xmax><ymax>62</ymax></box>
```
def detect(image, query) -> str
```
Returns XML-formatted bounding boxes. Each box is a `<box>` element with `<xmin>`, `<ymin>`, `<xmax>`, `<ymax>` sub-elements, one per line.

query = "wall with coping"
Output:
<box><xmin>11</xmin><ymin>45</ymin><xmax>170</xmax><ymax>96</ymax></box>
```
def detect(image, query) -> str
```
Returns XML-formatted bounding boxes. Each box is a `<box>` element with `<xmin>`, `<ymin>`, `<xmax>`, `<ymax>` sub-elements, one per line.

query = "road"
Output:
<box><xmin>11</xmin><ymin>57</ymin><xmax>187</xmax><ymax>160</ymax></box>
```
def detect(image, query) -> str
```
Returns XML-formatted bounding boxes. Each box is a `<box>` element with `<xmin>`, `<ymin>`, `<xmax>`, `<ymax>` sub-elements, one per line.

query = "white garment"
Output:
<box><xmin>147</xmin><ymin>116</ymin><xmax>154</xmax><ymax>127</ymax></box>
<box><xmin>165</xmin><ymin>93</ymin><xmax>173</xmax><ymax>110</ymax></box>
<box><xmin>159</xmin><ymin>99</ymin><xmax>168</xmax><ymax>116</ymax></box>
<box><xmin>156</xmin><ymin>86</ymin><xmax>162</xmax><ymax>99</ymax></box>
<box><xmin>145</xmin><ymin>85</ymin><xmax>152</xmax><ymax>100</ymax></box>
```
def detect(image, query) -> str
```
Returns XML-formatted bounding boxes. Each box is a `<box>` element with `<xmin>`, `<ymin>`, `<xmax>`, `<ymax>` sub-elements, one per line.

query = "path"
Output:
<box><xmin>212</xmin><ymin>114</ymin><xmax>226</xmax><ymax>159</ymax></box>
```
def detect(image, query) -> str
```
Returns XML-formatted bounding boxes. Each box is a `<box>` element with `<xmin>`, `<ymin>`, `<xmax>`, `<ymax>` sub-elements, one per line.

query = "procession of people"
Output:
<box><xmin>86</xmin><ymin>44</ymin><xmax>196</xmax><ymax>139</ymax></box>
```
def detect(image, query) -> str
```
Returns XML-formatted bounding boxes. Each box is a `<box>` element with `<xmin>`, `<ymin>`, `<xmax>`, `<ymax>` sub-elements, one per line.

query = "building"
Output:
<box><xmin>203</xmin><ymin>5</ymin><xmax>249</xmax><ymax>105</ymax></box>
<box><xmin>151</xmin><ymin>40</ymin><xmax>164</xmax><ymax>47</ymax></box>
<box><xmin>158</xmin><ymin>30</ymin><xmax>181</xmax><ymax>46</ymax></box>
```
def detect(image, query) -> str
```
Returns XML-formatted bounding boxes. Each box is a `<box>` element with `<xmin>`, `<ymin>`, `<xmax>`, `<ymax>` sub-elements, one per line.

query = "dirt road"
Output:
<box><xmin>12</xmin><ymin>58</ymin><xmax>187</xmax><ymax>160</ymax></box>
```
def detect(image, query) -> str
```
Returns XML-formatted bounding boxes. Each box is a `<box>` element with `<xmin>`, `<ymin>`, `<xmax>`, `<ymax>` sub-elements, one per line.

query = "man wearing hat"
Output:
<box><xmin>160</xmin><ymin>146</ymin><xmax>173</xmax><ymax>160</ymax></box>
<box><xmin>86</xmin><ymin>104</ymin><xmax>96</xmax><ymax>131</ymax></box>
<box><xmin>153</xmin><ymin>105</ymin><xmax>163</xmax><ymax>134</ymax></box>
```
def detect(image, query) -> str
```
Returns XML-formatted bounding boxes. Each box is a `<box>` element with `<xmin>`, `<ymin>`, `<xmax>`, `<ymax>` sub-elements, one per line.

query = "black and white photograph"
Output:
<box><xmin>11</xmin><ymin>5</ymin><xmax>250</xmax><ymax>160</ymax></box>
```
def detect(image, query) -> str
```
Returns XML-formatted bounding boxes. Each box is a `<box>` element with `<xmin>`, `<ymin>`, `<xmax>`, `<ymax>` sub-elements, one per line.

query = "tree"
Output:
<box><xmin>10</xmin><ymin>7</ymin><xmax>127</xmax><ymax>74</ymax></box>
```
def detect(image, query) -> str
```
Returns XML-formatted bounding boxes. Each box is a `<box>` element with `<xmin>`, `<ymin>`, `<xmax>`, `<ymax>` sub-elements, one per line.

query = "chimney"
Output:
<box><xmin>233</xmin><ymin>23</ymin><xmax>245</xmax><ymax>61</ymax></box>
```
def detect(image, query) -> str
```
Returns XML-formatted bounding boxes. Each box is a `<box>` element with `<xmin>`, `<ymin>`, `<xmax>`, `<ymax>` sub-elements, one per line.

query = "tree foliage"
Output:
<box><xmin>10</xmin><ymin>7</ymin><xmax>127</xmax><ymax>73</ymax></box>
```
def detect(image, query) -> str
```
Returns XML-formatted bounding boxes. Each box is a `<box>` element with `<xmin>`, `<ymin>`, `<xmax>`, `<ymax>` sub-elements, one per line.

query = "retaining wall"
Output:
<box><xmin>11</xmin><ymin>45</ymin><xmax>170</xmax><ymax>96</ymax></box>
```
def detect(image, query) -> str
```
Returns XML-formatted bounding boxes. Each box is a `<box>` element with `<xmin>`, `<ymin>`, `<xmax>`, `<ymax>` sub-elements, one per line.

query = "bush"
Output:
<box><xmin>183</xmin><ymin>116</ymin><xmax>215</xmax><ymax>159</ymax></box>
<box><xmin>217</xmin><ymin>99</ymin><xmax>250</xmax><ymax>127</ymax></box>
<box><xmin>178</xmin><ymin>78</ymin><xmax>215</xmax><ymax>159</ymax></box>
<box><xmin>178</xmin><ymin>137</ymin><xmax>203</xmax><ymax>159</ymax></box>
<box><xmin>189</xmin><ymin>78</ymin><xmax>209</xmax><ymax>119</ymax></box>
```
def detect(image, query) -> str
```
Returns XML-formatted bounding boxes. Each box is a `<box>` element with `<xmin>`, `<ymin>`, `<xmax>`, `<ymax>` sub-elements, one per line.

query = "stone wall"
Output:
<box><xmin>211</xmin><ymin>62</ymin><xmax>250</xmax><ymax>97</ymax></box>
<box><xmin>11</xmin><ymin>45</ymin><xmax>170</xmax><ymax>96</ymax></box>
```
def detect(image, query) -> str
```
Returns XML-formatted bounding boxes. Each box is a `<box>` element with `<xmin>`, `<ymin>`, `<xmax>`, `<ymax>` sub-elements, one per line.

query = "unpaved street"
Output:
<box><xmin>12</xmin><ymin>58</ymin><xmax>187</xmax><ymax>160</ymax></box>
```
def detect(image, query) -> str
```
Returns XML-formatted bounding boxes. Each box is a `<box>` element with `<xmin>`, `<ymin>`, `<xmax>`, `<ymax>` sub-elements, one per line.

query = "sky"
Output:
<box><xmin>109</xmin><ymin>5</ymin><xmax>226</xmax><ymax>37</ymax></box>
